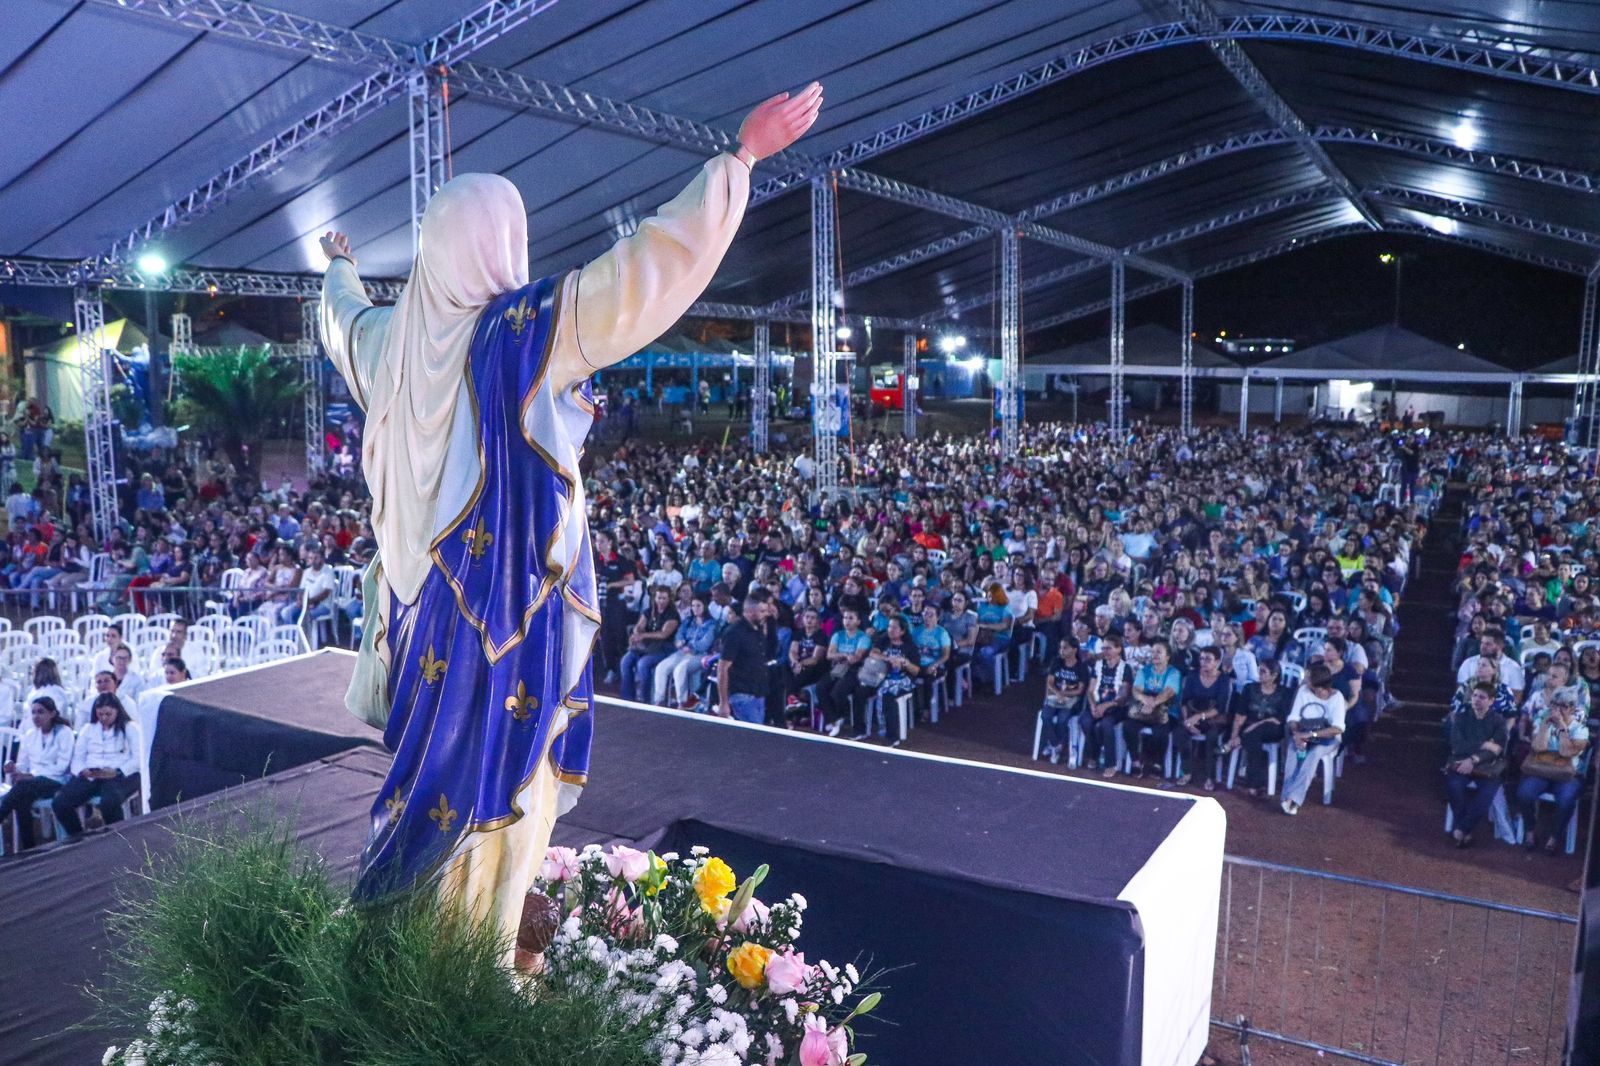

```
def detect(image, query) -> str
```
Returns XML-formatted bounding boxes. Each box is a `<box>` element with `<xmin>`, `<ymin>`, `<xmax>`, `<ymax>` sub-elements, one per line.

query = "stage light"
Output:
<box><xmin>939</xmin><ymin>336</ymin><xmax>958</xmax><ymax>354</ymax></box>
<box><xmin>1449</xmin><ymin>117</ymin><xmax>1480</xmax><ymax>151</ymax></box>
<box><xmin>835</xmin><ymin>325</ymin><xmax>853</xmax><ymax>341</ymax></box>
<box><xmin>1457</xmin><ymin>343</ymin><xmax>1467</xmax><ymax>350</ymax></box>
<box><xmin>1425</xmin><ymin>215</ymin><xmax>1458</xmax><ymax>236</ymax></box>
<box><xmin>1379</xmin><ymin>253</ymin><xmax>1395</xmax><ymax>264</ymax></box>
<box><xmin>137</xmin><ymin>252</ymin><xmax>169</xmax><ymax>275</ymax></box>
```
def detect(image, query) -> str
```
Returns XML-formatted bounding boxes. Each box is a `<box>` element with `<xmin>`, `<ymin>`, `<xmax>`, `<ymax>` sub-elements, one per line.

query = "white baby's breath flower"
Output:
<box><xmin>102</xmin><ymin>1046</ymin><xmax>119</xmax><ymax>1066</ymax></box>
<box><xmin>705</xmin><ymin>983</ymin><xmax>727</xmax><ymax>1004</ymax></box>
<box><xmin>789</xmin><ymin>892</ymin><xmax>807</xmax><ymax>911</ymax></box>
<box><xmin>691</xmin><ymin>845</ymin><xmax>709</xmax><ymax>856</ymax></box>
<box><xmin>661</xmin><ymin>851</ymin><xmax>679</xmax><ymax>861</ymax></box>
<box><xmin>831</xmin><ymin>986</ymin><xmax>846</xmax><ymax>1005</ymax></box>
<box><xmin>819</xmin><ymin>960</ymin><xmax>838</xmax><ymax>983</ymax></box>
<box><xmin>765</xmin><ymin>1033</ymin><xmax>785</xmax><ymax>1066</ymax></box>
<box><xmin>783</xmin><ymin>998</ymin><xmax>799</xmax><ymax>1023</ymax></box>
<box><xmin>681</xmin><ymin>1025</ymin><xmax>705</xmax><ymax>1048</ymax></box>
<box><xmin>845</xmin><ymin>963</ymin><xmax>860</xmax><ymax>984</ymax></box>
<box><xmin>655</xmin><ymin>933</ymin><xmax>680</xmax><ymax>954</ymax></box>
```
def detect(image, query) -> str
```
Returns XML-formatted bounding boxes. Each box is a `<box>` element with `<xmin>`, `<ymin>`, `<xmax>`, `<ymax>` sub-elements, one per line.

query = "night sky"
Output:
<box><xmin>1030</xmin><ymin>232</ymin><xmax>1588</xmax><ymax>369</ymax></box>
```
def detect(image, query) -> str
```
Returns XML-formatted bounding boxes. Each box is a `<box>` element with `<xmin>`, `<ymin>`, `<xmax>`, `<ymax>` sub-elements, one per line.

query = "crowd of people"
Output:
<box><xmin>1442</xmin><ymin>439</ymin><xmax>1598</xmax><ymax>851</ymax></box>
<box><xmin>586</xmin><ymin>420</ymin><xmax>1450</xmax><ymax>815</ymax></box>
<box><xmin>2</xmin><ymin>403</ymin><xmax>1597</xmax><ymax>858</ymax></box>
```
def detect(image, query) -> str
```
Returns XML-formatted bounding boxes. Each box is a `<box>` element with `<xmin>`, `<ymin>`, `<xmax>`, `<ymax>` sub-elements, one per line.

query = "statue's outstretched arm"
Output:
<box><xmin>556</xmin><ymin>83</ymin><xmax>823</xmax><ymax>388</ymax></box>
<box><xmin>318</xmin><ymin>231</ymin><xmax>383</xmax><ymax>411</ymax></box>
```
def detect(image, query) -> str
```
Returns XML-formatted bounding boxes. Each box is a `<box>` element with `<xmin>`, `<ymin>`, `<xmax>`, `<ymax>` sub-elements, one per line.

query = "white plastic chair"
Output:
<box><xmin>22</xmin><ymin>616</ymin><xmax>67</xmax><ymax>642</ymax></box>
<box><xmin>1282</xmin><ymin>742</ymin><xmax>1339</xmax><ymax>806</ymax></box>
<box><xmin>1226</xmin><ymin>740</ymin><xmax>1281</xmax><ymax>795</ymax></box>
<box><xmin>204</xmin><ymin>568</ymin><xmax>246</xmax><ymax>617</ymax></box>
<box><xmin>250</xmin><ymin>638</ymin><xmax>302</xmax><ymax>665</ymax></box>
<box><xmin>235</xmin><ymin>615</ymin><xmax>272</xmax><ymax>644</ymax></box>
<box><xmin>1512</xmin><ymin>790</ymin><xmax>1581</xmax><ymax>854</ymax></box>
<box><xmin>110</xmin><ymin>613</ymin><xmax>148</xmax><ymax>644</ymax></box>
<box><xmin>269</xmin><ymin>623</ymin><xmax>311</xmax><ymax>655</ymax></box>
<box><xmin>218</xmin><ymin>625</ymin><xmax>255</xmax><ymax>669</ymax></box>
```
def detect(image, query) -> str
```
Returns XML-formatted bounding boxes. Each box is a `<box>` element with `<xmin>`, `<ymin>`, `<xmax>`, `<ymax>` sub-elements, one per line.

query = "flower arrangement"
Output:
<box><xmin>532</xmin><ymin>843</ymin><xmax>883</xmax><ymax>1066</ymax></box>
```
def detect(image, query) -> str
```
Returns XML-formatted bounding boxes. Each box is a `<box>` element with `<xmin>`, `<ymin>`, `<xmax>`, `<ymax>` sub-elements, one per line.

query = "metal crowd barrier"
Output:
<box><xmin>1212</xmin><ymin>856</ymin><xmax>1577</xmax><ymax>1066</ymax></box>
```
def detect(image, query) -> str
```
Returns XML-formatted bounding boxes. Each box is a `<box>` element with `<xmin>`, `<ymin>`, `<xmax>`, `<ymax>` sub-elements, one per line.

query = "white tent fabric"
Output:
<box><xmin>1254</xmin><ymin>325</ymin><xmax>1508</xmax><ymax>375</ymax></box>
<box><xmin>1034</xmin><ymin>324</ymin><xmax>1236</xmax><ymax>369</ymax></box>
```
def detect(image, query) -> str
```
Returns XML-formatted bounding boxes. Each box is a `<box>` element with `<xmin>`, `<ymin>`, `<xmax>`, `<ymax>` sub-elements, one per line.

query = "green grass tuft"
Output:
<box><xmin>98</xmin><ymin>815</ymin><xmax>660</xmax><ymax>1066</ymax></box>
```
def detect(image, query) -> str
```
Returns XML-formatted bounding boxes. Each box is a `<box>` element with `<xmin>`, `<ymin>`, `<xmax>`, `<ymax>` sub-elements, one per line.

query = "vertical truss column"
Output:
<box><xmin>902</xmin><ymin>333</ymin><xmax>917</xmax><ymax>439</ymax></box>
<box><xmin>1239</xmin><ymin>373</ymin><xmax>1251</xmax><ymax>434</ymax></box>
<box><xmin>999</xmin><ymin>228</ymin><xmax>1021</xmax><ymax>456</ymax></box>
<box><xmin>1577</xmin><ymin>275</ymin><xmax>1599</xmax><ymax>446</ymax></box>
<box><xmin>1274</xmin><ymin>376</ymin><xmax>1284</xmax><ymax>424</ymax></box>
<box><xmin>810</xmin><ymin>173</ymin><xmax>839</xmax><ymax>503</ymax></box>
<box><xmin>76</xmin><ymin>286</ymin><xmax>120</xmax><ymax>544</ymax></box>
<box><xmin>300</xmin><ymin>300</ymin><xmax>325</xmax><ymax>476</ymax></box>
<box><xmin>1506</xmin><ymin>380</ymin><xmax>1523</xmax><ymax>438</ymax></box>
<box><xmin>1179</xmin><ymin>279</ymin><xmax>1194</xmax><ymax>436</ymax></box>
<box><xmin>408</xmin><ymin>68</ymin><xmax>448</xmax><ymax>256</ymax></box>
<box><xmin>752</xmin><ymin>319</ymin><xmax>771</xmax><ymax>454</ymax></box>
<box><xmin>170</xmin><ymin>313</ymin><xmax>193</xmax><ymax>355</ymax></box>
<box><xmin>1109</xmin><ymin>258</ymin><xmax>1126</xmax><ymax>436</ymax></box>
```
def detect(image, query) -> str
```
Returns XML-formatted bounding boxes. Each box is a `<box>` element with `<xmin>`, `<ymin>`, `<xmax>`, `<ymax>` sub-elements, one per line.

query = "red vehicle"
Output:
<box><xmin>868</xmin><ymin>364</ymin><xmax>907</xmax><ymax>411</ymax></box>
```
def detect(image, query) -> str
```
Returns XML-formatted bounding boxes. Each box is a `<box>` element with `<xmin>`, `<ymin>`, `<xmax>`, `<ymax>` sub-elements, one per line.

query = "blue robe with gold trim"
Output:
<box><xmin>354</xmin><ymin>275</ymin><xmax>597</xmax><ymax>903</ymax></box>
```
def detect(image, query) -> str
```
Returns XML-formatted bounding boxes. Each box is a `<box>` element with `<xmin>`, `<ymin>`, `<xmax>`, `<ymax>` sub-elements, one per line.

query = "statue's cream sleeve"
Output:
<box><xmin>319</xmin><ymin>256</ymin><xmax>392</xmax><ymax>412</ymax></box>
<box><xmin>552</xmin><ymin>152</ymin><xmax>751</xmax><ymax>389</ymax></box>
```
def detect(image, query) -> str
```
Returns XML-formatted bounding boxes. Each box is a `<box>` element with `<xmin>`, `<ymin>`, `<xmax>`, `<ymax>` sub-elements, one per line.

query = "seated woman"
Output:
<box><xmin>1443</xmin><ymin>681</ymin><xmax>1510</xmax><ymax>848</ymax></box>
<box><xmin>1177</xmin><ymin>646</ymin><xmax>1232</xmax><ymax>790</ymax></box>
<box><xmin>1120</xmin><ymin>641</ymin><xmax>1180</xmax><ymax>780</ymax></box>
<box><xmin>52</xmin><ymin>693</ymin><xmax>141</xmax><ymax>836</ymax></box>
<box><xmin>1449</xmin><ymin>655</ymin><xmax>1516</xmax><ymax>722</ymax></box>
<box><xmin>0</xmin><ymin>696</ymin><xmax>74</xmax><ymax>849</ymax></box>
<box><xmin>971</xmin><ymin>579</ymin><xmax>1015</xmax><ymax>688</ymax></box>
<box><xmin>821</xmin><ymin>608</ymin><xmax>873</xmax><ymax>738</ymax></box>
<box><xmin>863</xmin><ymin>616</ymin><xmax>920</xmax><ymax>742</ymax></box>
<box><xmin>1280</xmin><ymin>662</ymin><xmax>1347</xmax><ymax>816</ymax></box>
<box><xmin>650</xmin><ymin>594</ymin><xmax>719</xmax><ymax>709</ymax></box>
<box><xmin>1226</xmin><ymin>658</ymin><xmax>1293</xmax><ymax>796</ymax></box>
<box><xmin>1514</xmin><ymin>686</ymin><xmax>1588</xmax><ymax>853</ymax></box>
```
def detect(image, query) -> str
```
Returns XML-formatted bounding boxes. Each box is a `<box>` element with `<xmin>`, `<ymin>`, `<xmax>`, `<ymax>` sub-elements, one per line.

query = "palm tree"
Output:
<box><xmin>173</xmin><ymin>346</ymin><xmax>303</xmax><ymax>480</ymax></box>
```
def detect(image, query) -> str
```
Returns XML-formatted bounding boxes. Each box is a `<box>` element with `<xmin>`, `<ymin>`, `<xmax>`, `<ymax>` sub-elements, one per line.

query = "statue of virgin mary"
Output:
<box><xmin>318</xmin><ymin>84</ymin><xmax>822</xmax><ymax>947</ymax></box>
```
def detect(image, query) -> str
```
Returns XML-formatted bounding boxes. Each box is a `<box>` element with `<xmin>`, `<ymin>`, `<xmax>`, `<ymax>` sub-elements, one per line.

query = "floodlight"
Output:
<box><xmin>835</xmin><ymin>325</ymin><xmax>853</xmax><ymax>341</ymax></box>
<box><xmin>137</xmin><ymin>252</ymin><xmax>169</xmax><ymax>275</ymax></box>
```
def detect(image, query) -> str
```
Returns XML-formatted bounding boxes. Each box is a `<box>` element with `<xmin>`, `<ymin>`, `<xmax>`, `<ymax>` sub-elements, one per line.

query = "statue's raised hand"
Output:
<box><xmin>737</xmin><ymin>82</ymin><xmax>823</xmax><ymax>161</ymax></box>
<box><xmin>320</xmin><ymin>230</ymin><xmax>356</xmax><ymax>267</ymax></box>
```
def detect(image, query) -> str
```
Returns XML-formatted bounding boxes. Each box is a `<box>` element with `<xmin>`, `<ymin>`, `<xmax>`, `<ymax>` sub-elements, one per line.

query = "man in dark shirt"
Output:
<box><xmin>718</xmin><ymin>591</ymin><xmax>775</xmax><ymax>725</ymax></box>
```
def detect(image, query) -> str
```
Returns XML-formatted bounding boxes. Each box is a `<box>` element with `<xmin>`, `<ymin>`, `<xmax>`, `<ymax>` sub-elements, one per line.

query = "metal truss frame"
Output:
<box><xmin>999</xmin><ymin>228</ymin><xmax>1020</xmax><ymax>455</ymax></box>
<box><xmin>1578</xmin><ymin>276</ymin><xmax>1599</xmax><ymax>446</ymax></box>
<box><xmin>751</xmin><ymin>14</ymin><xmax>1600</xmax><ymax>203</ymax></box>
<box><xmin>1109</xmin><ymin>259</ymin><xmax>1126</xmax><ymax>436</ymax></box>
<box><xmin>1365</xmin><ymin>187</ymin><xmax>1600</xmax><ymax>248</ymax></box>
<box><xmin>1026</xmin><ymin>218</ymin><xmax>1594</xmax><ymax>333</ymax></box>
<box><xmin>902</xmin><ymin>333</ymin><xmax>917</xmax><ymax>440</ymax></box>
<box><xmin>91</xmin><ymin>0</ymin><xmax>565</xmax><ymax>267</ymax></box>
<box><xmin>752</xmin><ymin>319</ymin><xmax>771</xmax><ymax>453</ymax></box>
<box><xmin>1</xmin><ymin>256</ymin><xmax>406</xmax><ymax>300</ymax></box>
<box><xmin>811</xmin><ymin>174</ymin><xmax>839</xmax><ymax>503</ymax></box>
<box><xmin>1173</xmin><ymin>0</ymin><xmax>1381</xmax><ymax>229</ymax></box>
<box><xmin>75</xmin><ymin>286</ymin><xmax>121</xmax><ymax>543</ymax></box>
<box><xmin>408</xmin><ymin>69</ymin><xmax>448</xmax><ymax>255</ymax></box>
<box><xmin>819</xmin><ymin>126</ymin><xmax>1597</xmax><ymax>306</ymax></box>
<box><xmin>1123</xmin><ymin>186</ymin><xmax>1344</xmax><ymax>255</ymax></box>
<box><xmin>300</xmin><ymin>299</ymin><xmax>325</xmax><ymax>476</ymax></box>
<box><xmin>1180</xmin><ymin>280</ymin><xmax>1194</xmax><ymax>436</ymax></box>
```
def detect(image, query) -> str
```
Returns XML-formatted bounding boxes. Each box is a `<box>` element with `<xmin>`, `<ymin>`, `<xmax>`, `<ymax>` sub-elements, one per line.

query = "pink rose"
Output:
<box><xmin>732</xmin><ymin>896</ymin><xmax>770</xmax><ymax>933</ymax></box>
<box><xmin>603</xmin><ymin>845</ymin><xmax>650</xmax><ymax>882</ymax></box>
<box><xmin>764</xmin><ymin>950</ymin><xmax>807</xmax><ymax>995</ymax></box>
<box><xmin>540</xmin><ymin>846</ymin><xmax>580</xmax><ymax>882</ymax></box>
<box><xmin>799</xmin><ymin>1017</ymin><xmax>848</xmax><ymax>1066</ymax></box>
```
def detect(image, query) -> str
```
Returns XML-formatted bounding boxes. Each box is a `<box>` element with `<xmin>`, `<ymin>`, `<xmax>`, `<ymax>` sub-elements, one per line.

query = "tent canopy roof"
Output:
<box><xmin>1256</xmin><ymin>324</ymin><xmax>1508</xmax><ymax>374</ymax></box>
<box><xmin>1034</xmin><ymin>324</ymin><xmax>1237</xmax><ymax>369</ymax></box>
<box><xmin>1</xmin><ymin>0</ymin><xmax>1597</xmax><ymax>339</ymax></box>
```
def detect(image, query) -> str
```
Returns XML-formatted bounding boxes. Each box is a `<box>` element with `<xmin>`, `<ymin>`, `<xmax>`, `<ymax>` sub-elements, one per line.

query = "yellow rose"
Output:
<box><xmin>694</xmin><ymin>857</ymin><xmax>736</xmax><ymax>914</ymax></box>
<box><xmin>726</xmin><ymin>942</ymin><xmax>773</xmax><ymax>990</ymax></box>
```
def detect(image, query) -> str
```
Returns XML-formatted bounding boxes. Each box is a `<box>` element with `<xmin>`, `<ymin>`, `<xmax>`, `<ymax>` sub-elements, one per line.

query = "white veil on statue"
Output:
<box><xmin>362</xmin><ymin>173</ymin><xmax>529</xmax><ymax>604</ymax></box>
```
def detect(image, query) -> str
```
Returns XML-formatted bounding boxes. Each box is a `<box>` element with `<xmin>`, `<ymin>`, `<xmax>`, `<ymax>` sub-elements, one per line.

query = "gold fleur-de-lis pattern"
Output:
<box><xmin>503</xmin><ymin>296</ymin><xmax>534</xmax><ymax>336</ymax></box>
<box><xmin>462</xmin><ymin>516</ymin><xmax>493</xmax><ymax>561</ymax></box>
<box><xmin>427</xmin><ymin>793</ymin><xmax>457</xmax><ymax>833</ymax></box>
<box><xmin>384</xmin><ymin>787</ymin><xmax>405</xmax><ymax>817</ymax></box>
<box><xmin>419</xmin><ymin>644</ymin><xmax>448</xmax><ymax>684</ymax></box>
<box><xmin>504</xmin><ymin>680</ymin><xmax>539</xmax><ymax>722</ymax></box>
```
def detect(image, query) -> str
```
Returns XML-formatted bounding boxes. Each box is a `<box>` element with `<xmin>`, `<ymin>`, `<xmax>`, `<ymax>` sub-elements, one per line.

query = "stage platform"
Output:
<box><xmin>0</xmin><ymin>652</ymin><xmax>1225</xmax><ymax>1066</ymax></box>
